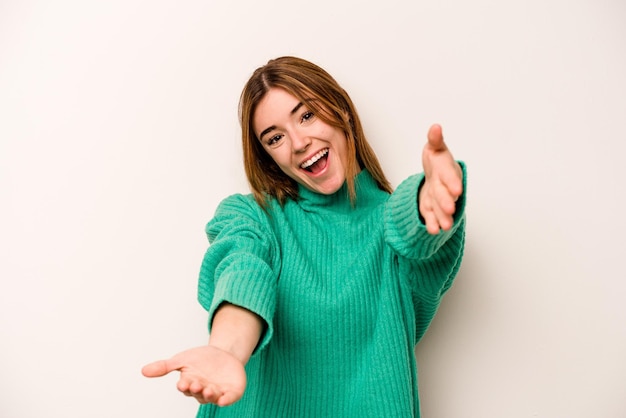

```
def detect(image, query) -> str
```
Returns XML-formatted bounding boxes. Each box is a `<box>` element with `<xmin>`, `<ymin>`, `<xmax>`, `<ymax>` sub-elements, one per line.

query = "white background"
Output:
<box><xmin>1</xmin><ymin>0</ymin><xmax>625</xmax><ymax>417</ymax></box>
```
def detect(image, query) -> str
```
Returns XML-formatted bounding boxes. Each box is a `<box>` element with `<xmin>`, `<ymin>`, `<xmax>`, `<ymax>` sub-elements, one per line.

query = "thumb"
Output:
<box><xmin>142</xmin><ymin>358</ymin><xmax>181</xmax><ymax>378</ymax></box>
<box><xmin>426</xmin><ymin>123</ymin><xmax>446</xmax><ymax>151</ymax></box>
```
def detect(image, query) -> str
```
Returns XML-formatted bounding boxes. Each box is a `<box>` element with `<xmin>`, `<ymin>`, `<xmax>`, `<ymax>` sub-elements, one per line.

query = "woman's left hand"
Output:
<box><xmin>419</xmin><ymin>124</ymin><xmax>463</xmax><ymax>235</ymax></box>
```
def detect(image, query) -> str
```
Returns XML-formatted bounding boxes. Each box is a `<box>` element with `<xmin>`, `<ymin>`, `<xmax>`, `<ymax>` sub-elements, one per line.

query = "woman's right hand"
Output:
<box><xmin>142</xmin><ymin>344</ymin><xmax>247</xmax><ymax>406</ymax></box>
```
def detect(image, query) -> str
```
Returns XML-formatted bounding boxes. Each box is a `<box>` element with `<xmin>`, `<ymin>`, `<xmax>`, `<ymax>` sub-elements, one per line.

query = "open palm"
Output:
<box><xmin>142</xmin><ymin>345</ymin><xmax>247</xmax><ymax>406</ymax></box>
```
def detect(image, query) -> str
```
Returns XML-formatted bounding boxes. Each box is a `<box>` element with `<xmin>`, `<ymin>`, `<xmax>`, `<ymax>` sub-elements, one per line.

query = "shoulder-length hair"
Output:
<box><xmin>239</xmin><ymin>56</ymin><xmax>392</xmax><ymax>207</ymax></box>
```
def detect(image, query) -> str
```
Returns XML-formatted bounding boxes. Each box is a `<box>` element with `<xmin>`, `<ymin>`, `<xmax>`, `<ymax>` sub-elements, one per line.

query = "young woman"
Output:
<box><xmin>142</xmin><ymin>56</ymin><xmax>467</xmax><ymax>418</ymax></box>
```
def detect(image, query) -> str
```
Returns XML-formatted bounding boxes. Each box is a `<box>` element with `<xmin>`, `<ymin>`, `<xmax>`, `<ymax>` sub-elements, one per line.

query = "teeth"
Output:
<box><xmin>301</xmin><ymin>149</ymin><xmax>329</xmax><ymax>169</ymax></box>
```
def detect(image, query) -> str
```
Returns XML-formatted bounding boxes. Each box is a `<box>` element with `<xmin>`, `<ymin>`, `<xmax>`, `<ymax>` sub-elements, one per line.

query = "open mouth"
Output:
<box><xmin>300</xmin><ymin>148</ymin><xmax>329</xmax><ymax>174</ymax></box>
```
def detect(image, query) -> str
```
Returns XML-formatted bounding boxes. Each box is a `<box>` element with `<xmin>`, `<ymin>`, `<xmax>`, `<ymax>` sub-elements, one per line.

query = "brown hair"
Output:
<box><xmin>239</xmin><ymin>56</ymin><xmax>392</xmax><ymax>207</ymax></box>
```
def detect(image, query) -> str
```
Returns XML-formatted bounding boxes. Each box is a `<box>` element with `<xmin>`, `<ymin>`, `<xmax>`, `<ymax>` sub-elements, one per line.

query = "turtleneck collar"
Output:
<box><xmin>294</xmin><ymin>169</ymin><xmax>389</xmax><ymax>213</ymax></box>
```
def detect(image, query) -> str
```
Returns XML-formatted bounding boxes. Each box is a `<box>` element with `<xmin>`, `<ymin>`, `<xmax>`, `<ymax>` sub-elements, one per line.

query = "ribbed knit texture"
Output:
<box><xmin>196</xmin><ymin>163</ymin><xmax>467</xmax><ymax>418</ymax></box>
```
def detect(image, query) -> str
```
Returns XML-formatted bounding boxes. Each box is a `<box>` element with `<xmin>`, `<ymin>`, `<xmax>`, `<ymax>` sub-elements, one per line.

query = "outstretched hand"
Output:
<box><xmin>142</xmin><ymin>345</ymin><xmax>247</xmax><ymax>406</ymax></box>
<box><xmin>419</xmin><ymin>124</ymin><xmax>463</xmax><ymax>234</ymax></box>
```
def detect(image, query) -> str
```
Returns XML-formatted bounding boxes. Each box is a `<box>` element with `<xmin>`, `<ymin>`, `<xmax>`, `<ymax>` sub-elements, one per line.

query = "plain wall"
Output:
<box><xmin>1</xmin><ymin>0</ymin><xmax>624</xmax><ymax>417</ymax></box>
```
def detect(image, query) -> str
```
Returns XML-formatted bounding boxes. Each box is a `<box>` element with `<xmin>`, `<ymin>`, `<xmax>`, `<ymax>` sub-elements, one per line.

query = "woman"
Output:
<box><xmin>143</xmin><ymin>56</ymin><xmax>467</xmax><ymax>417</ymax></box>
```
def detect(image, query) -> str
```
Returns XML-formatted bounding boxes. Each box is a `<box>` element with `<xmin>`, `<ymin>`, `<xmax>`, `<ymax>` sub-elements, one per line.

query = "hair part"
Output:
<box><xmin>238</xmin><ymin>56</ymin><xmax>392</xmax><ymax>207</ymax></box>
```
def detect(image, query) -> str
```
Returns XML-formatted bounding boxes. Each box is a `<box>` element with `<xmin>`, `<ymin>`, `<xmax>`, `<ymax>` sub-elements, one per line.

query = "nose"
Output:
<box><xmin>291</xmin><ymin>129</ymin><xmax>311</xmax><ymax>154</ymax></box>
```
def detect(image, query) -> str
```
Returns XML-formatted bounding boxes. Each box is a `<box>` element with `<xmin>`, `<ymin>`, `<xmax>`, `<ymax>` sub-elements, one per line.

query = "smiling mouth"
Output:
<box><xmin>300</xmin><ymin>148</ymin><xmax>329</xmax><ymax>173</ymax></box>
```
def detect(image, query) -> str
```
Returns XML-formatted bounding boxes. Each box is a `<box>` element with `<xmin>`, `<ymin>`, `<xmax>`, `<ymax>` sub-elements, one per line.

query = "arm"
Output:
<box><xmin>209</xmin><ymin>302</ymin><xmax>263</xmax><ymax>365</ymax></box>
<box><xmin>143</xmin><ymin>195</ymin><xmax>278</xmax><ymax>406</ymax></box>
<box><xmin>384</xmin><ymin>124</ymin><xmax>467</xmax><ymax>342</ymax></box>
<box><xmin>141</xmin><ymin>303</ymin><xmax>262</xmax><ymax>406</ymax></box>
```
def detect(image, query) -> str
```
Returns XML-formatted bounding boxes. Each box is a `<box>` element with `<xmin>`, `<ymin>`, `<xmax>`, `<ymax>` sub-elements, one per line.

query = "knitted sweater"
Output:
<box><xmin>196</xmin><ymin>164</ymin><xmax>467</xmax><ymax>418</ymax></box>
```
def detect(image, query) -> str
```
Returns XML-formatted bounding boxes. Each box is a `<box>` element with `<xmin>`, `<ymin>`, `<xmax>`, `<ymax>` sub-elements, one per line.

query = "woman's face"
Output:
<box><xmin>253</xmin><ymin>88</ymin><xmax>352</xmax><ymax>195</ymax></box>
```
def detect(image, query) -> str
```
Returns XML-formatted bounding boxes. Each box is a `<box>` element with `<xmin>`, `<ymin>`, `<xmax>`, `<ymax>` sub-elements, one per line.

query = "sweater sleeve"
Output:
<box><xmin>197</xmin><ymin>194</ymin><xmax>280</xmax><ymax>354</ymax></box>
<box><xmin>384</xmin><ymin>161</ymin><xmax>467</xmax><ymax>342</ymax></box>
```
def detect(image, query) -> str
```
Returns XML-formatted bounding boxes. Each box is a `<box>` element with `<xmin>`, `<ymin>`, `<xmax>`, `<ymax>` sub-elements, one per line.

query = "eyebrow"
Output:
<box><xmin>258</xmin><ymin>102</ymin><xmax>304</xmax><ymax>141</ymax></box>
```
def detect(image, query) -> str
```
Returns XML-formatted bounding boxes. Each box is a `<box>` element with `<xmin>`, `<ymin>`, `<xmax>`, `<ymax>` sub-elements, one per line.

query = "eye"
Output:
<box><xmin>267</xmin><ymin>134</ymin><xmax>283</xmax><ymax>146</ymax></box>
<box><xmin>301</xmin><ymin>111</ymin><xmax>314</xmax><ymax>123</ymax></box>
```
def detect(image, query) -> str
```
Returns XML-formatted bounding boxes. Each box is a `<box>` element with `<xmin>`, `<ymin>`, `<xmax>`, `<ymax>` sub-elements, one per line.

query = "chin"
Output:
<box><xmin>316</xmin><ymin>179</ymin><xmax>345</xmax><ymax>195</ymax></box>
<box><xmin>295</xmin><ymin>170</ymin><xmax>346</xmax><ymax>195</ymax></box>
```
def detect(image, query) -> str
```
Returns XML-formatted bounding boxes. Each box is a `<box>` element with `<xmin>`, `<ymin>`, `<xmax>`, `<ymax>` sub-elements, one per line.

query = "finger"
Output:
<box><xmin>189</xmin><ymin>381</ymin><xmax>205</xmax><ymax>395</ymax></box>
<box><xmin>217</xmin><ymin>390</ymin><xmax>241</xmax><ymax>407</ymax></box>
<box><xmin>176</xmin><ymin>376</ymin><xmax>192</xmax><ymax>394</ymax></box>
<box><xmin>142</xmin><ymin>359</ymin><xmax>180</xmax><ymax>378</ymax></box>
<box><xmin>421</xmin><ymin>207</ymin><xmax>440</xmax><ymax>235</ymax></box>
<box><xmin>428</xmin><ymin>183</ymin><xmax>456</xmax><ymax>230</ymax></box>
<box><xmin>427</xmin><ymin>124</ymin><xmax>446</xmax><ymax>151</ymax></box>
<box><xmin>432</xmin><ymin>182</ymin><xmax>457</xmax><ymax>216</ymax></box>
<box><xmin>436</xmin><ymin>211</ymin><xmax>454</xmax><ymax>232</ymax></box>
<box><xmin>424</xmin><ymin>184</ymin><xmax>456</xmax><ymax>232</ymax></box>
<box><xmin>439</xmin><ymin>162</ymin><xmax>463</xmax><ymax>197</ymax></box>
<box><xmin>201</xmin><ymin>384</ymin><xmax>223</xmax><ymax>404</ymax></box>
<box><xmin>419</xmin><ymin>186</ymin><xmax>441</xmax><ymax>234</ymax></box>
<box><xmin>430</xmin><ymin>197</ymin><xmax>454</xmax><ymax>232</ymax></box>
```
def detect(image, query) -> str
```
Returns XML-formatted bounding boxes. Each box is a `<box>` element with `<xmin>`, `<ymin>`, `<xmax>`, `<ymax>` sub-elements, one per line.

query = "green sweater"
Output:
<box><xmin>196</xmin><ymin>164</ymin><xmax>467</xmax><ymax>418</ymax></box>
